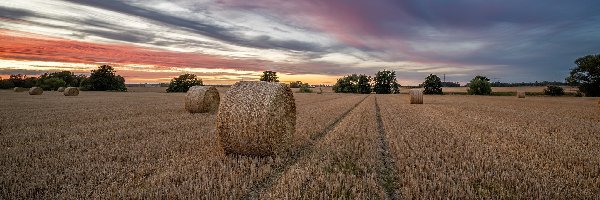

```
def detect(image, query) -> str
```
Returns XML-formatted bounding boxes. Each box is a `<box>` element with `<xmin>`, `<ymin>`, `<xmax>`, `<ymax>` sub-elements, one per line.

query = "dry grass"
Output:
<box><xmin>441</xmin><ymin>86</ymin><xmax>579</xmax><ymax>93</ymax></box>
<box><xmin>1</xmin><ymin>89</ymin><xmax>599</xmax><ymax>199</ymax></box>
<box><xmin>378</xmin><ymin>95</ymin><xmax>600</xmax><ymax>199</ymax></box>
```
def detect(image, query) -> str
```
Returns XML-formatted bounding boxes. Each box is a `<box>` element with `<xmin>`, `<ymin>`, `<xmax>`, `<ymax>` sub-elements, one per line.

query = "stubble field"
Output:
<box><xmin>1</xmin><ymin>89</ymin><xmax>599</xmax><ymax>199</ymax></box>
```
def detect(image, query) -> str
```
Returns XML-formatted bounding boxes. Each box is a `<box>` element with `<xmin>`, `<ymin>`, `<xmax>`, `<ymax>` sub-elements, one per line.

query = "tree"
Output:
<box><xmin>467</xmin><ymin>75</ymin><xmax>492</xmax><ymax>95</ymax></box>
<box><xmin>333</xmin><ymin>74</ymin><xmax>371</xmax><ymax>93</ymax></box>
<box><xmin>0</xmin><ymin>77</ymin><xmax>14</xmax><ymax>89</ymax></box>
<box><xmin>260</xmin><ymin>71</ymin><xmax>279</xmax><ymax>82</ymax></box>
<box><xmin>289</xmin><ymin>81</ymin><xmax>304</xmax><ymax>88</ymax></box>
<box><xmin>166</xmin><ymin>73</ymin><xmax>203</xmax><ymax>93</ymax></box>
<box><xmin>422</xmin><ymin>74</ymin><xmax>443</xmax><ymax>94</ymax></box>
<box><xmin>80</xmin><ymin>65</ymin><xmax>127</xmax><ymax>91</ymax></box>
<box><xmin>373</xmin><ymin>70</ymin><xmax>400</xmax><ymax>94</ymax></box>
<box><xmin>333</xmin><ymin>74</ymin><xmax>358</xmax><ymax>93</ymax></box>
<box><xmin>544</xmin><ymin>85</ymin><xmax>565</xmax><ymax>96</ymax></box>
<box><xmin>40</xmin><ymin>77</ymin><xmax>66</xmax><ymax>91</ymax></box>
<box><xmin>37</xmin><ymin>71</ymin><xmax>79</xmax><ymax>90</ymax></box>
<box><xmin>566</xmin><ymin>54</ymin><xmax>600</xmax><ymax>97</ymax></box>
<box><xmin>357</xmin><ymin>75</ymin><xmax>372</xmax><ymax>94</ymax></box>
<box><xmin>6</xmin><ymin>74</ymin><xmax>37</xmax><ymax>88</ymax></box>
<box><xmin>298</xmin><ymin>83</ymin><xmax>313</xmax><ymax>93</ymax></box>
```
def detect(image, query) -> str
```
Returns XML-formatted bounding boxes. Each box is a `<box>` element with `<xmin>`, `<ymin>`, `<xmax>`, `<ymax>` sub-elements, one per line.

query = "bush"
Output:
<box><xmin>467</xmin><ymin>75</ymin><xmax>492</xmax><ymax>95</ymax></box>
<box><xmin>80</xmin><ymin>65</ymin><xmax>127</xmax><ymax>91</ymax></box>
<box><xmin>298</xmin><ymin>84</ymin><xmax>313</xmax><ymax>93</ymax></box>
<box><xmin>544</xmin><ymin>85</ymin><xmax>565</xmax><ymax>96</ymax></box>
<box><xmin>260</xmin><ymin>71</ymin><xmax>279</xmax><ymax>82</ymax></box>
<box><xmin>333</xmin><ymin>74</ymin><xmax>371</xmax><ymax>94</ymax></box>
<box><xmin>40</xmin><ymin>77</ymin><xmax>66</xmax><ymax>91</ymax></box>
<box><xmin>566</xmin><ymin>54</ymin><xmax>600</xmax><ymax>97</ymax></box>
<box><xmin>289</xmin><ymin>81</ymin><xmax>302</xmax><ymax>88</ymax></box>
<box><xmin>373</xmin><ymin>70</ymin><xmax>400</xmax><ymax>94</ymax></box>
<box><xmin>422</xmin><ymin>74</ymin><xmax>443</xmax><ymax>94</ymax></box>
<box><xmin>166</xmin><ymin>74</ymin><xmax>203</xmax><ymax>93</ymax></box>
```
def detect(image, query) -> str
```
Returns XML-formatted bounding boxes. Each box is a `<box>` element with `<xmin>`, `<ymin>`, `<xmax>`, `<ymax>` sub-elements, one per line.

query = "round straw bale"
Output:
<box><xmin>216</xmin><ymin>81</ymin><xmax>296</xmax><ymax>157</ymax></box>
<box><xmin>410</xmin><ymin>89</ymin><xmax>423</xmax><ymax>104</ymax></box>
<box><xmin>57</xmin><ymin>87</ymin><xmax>66</xmax><ymax>92</ymax></box>
<box><xmin>517</xmin><ymin>91</ymin><xmax>525</xmax><ymax>98</ymax></box>
<box><xmin>185</xmin><ymin>86</ymin><xmax>220</xmax><ymax>113</ymax></box>
<box><xmin>63</xmin><ymin>87</ymin><xmax>79</xmax><ymax>96</ymax></box>
<box><xmin>13</xmin><ymin>87</ymin><xmax>28</xmax><ymax>92</ymax></box>
<box><xmin>29</xmin><ymin>87</ymin><xmax>43</xmax><ymax>95</ymax></box>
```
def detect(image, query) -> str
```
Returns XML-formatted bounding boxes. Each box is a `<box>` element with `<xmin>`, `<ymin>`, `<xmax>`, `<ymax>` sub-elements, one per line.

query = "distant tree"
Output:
<box><xmin>333</xmin><ymin>74</ymin><xmax>358</xmax><ymax>93</ymax></box>
<box><xmin>357</xmin><ymin>75</ymin><xmax>372</xmax><ymax>94</ymax></box>
<box><xmin>80</xmin><ymin>65</ymin><xmax>127</xmax><ymax>91</ymax></box>
<box><xmin>333</xmin><ymin>74</ymin><xmax>371</xmax><ymax>93</ymax></box>
<box><xmin>373</xmin><ymin>70</ymin><xmax>400</xmax><ymax>94</ymax></box>
<box><xmin>0</xmin><ymin>77</ymin><xmax>14</xmax><ymax>89</ymax></box>
<box><xmin>40</xmin><ymin>77</ymin><xmax>66</xmax><ymax>91</ymax></box>
<box><xmin>298</xmin><ymin>83</ymin><xmax>313</xmax><ymax>93</ymax></box>
<box><xmin>422</xmin><ymin>74</ymin><xmax>443</xmax><ymax>94</ymax></box>
<box><xmin>166</xmin><ymin>73</ymin><xmax>203</xmax><ymax>93</ymax></box>
<box><xmin>260</xmin><ymin>71</ymin><xmax>279</xmax><ymax>82</ymax></box>
<box><xmin>566</xmin><ymin>54</ymin><xmax>600</xmax><ymax>97</ymax></box>
<box><xmin>544</xmin><ymin>85</ymin><xmax>565</xmax><ymax>96</ymax></box>
<box><xmin>4</xmin><ymin>74</ymin><xmax>37</xmax><ymax>88</ymax></box>
<box><xmin>37</xmin><ymin>71</ymin><xmax>80</xmax><ymax>90</ymax></box>
<box><xmin>467</xmin><ymin>75</ymin><xmax>492</xmax><ymax>95</ymax></box>
<box><xmin>441</xmin><ymin>82</ymin><xmax>461</xmax><ymax>87</ymax></box>
<box><xmin>289</xmin><ymin>81</ymin><xmax>304</xmax><ymax>88</ymax></box>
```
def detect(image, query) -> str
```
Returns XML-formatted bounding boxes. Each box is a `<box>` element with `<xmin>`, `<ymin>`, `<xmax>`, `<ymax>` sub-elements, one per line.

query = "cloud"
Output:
<box><xmin>1</xmin><ymin>0</ymin><xmax>600</xmax><ymax>83</ymax></box>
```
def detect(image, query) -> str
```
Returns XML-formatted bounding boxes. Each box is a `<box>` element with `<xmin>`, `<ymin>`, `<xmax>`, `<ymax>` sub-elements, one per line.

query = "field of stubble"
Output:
<box><xmin>0</xmin><ymin>89</ymin><xmax>599</xmax><ymax>199</ymax></box>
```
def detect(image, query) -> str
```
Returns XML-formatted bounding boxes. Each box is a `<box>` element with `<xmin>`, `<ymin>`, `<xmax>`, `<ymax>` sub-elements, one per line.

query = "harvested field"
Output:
<box><xmin>1</xmin><ymin>89</ymin><xmax>599</xmax><ymax>198</ymax></box>
<box><xmin>440</xmin><ymin>86</ymin><xmax>579</xmax><ymax>94</ymax></box>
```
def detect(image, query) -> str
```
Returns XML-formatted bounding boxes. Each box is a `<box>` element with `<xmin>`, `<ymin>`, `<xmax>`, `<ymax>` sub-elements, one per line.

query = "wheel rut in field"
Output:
<box><xmin>241</xmin><ymin>95</ymin><xmax>370</xmax><ymax>199</ymax></box>
<box><xmin>375</xmin><ymin>96</ymin><xmax>400</xmax><ymax>200</ymax></box>
<box><xmin>296</xmin><ymin>95</ymin><xmax>346</xmax><ymax>106</ymax></box>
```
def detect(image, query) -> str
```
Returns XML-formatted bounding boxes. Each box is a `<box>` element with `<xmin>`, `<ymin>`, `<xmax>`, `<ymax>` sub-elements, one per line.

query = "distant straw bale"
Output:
<box><xmin>410</xmin><ymin>89</ymin><xmax>423</xmax><ymax>104</ymax></box>
<box><xmin>216</xmin><ymin>81</ymin><xmax>296</xmax><ymax>156</ymax></box>
<box><xmin>63</xmin><ymin>87</ymin><xmax>79</xmax><ymax>96</ymax></box>
<box><xmin>185</xmin><ymin>86</ymin><xmax>220</xmax><ymax>113</ymax></box>
<box><xmin>13</xmin><ymin>87</ymin><xmax>28</xmax><ymax>92</ymax></box>
<box><xmin>29</xmin><ymin>87</ymin><xmax>43</xmax><ymax>95</ymax></box>
<box><xmin>57</xmin><ymin>87</ymin><xmax>66</xmax><ymax>92</ymax></box>
<box><xmin>517</xmin><ymin>91</ymin><xmax>526</xmax><ymax>98</ymax></box>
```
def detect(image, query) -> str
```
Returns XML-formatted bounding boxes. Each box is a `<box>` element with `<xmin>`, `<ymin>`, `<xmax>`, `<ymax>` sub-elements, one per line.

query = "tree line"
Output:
<box><xmin>2</xmin><ymin>54</ymin><xmax>598</xmax><ymax>96</ymax></box>
<box><xmin>0</xmin><ymin>65</ymin><xmax>127</xmax><ymax>91</ymax></box>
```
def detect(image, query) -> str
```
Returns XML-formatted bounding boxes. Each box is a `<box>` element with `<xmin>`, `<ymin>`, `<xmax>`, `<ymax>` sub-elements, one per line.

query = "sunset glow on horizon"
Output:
<box><xmin>1</xmin><ymin>0</ymin><xmax>599</xmax><ymax>85</ymax></box>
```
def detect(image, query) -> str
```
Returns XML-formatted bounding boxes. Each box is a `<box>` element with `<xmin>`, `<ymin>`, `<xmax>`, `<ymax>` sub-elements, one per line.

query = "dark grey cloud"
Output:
<box><xmin>63</xmin><ymin>0</ymin><xmax>326</xmax><ymax>52</ymax></box>
<box><xmin>0</xmin><ymin>7</ymin><xmax>35</xmax><ymax>19</ymax></box>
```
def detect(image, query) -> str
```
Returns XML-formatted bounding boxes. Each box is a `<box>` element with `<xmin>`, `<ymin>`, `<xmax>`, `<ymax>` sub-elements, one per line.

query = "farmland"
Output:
<box><xmin>1</xmin><ymin>89</ymin><xmax>599</xmax><ymax>199</ymax></box>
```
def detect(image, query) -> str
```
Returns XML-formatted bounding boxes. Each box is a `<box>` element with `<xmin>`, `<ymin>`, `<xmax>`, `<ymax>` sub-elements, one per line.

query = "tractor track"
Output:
<box><xmin>241</xmin><ymin>95</ymin><xmax>370</xmax><ymax>199</ymax></box>
<box><xmin>375</xmin><ymin>96</ymin><xmax>400</xmax><ymax>200</ymax></box>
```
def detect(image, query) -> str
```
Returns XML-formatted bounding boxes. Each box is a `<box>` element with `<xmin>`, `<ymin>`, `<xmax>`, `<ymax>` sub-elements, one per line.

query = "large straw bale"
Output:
<box><xmin>63</xmin><ymin>87</ymin><xmax>79</xmax><ymax>96</ymax></box>
<box><xmin>185</xmin><ymin>86</ymin><xmax>220</xmax><ymax>113</ymax></box>
<box><xmin>13</xmin><ymin>87</ymin><xmax>28</xmax><ymax>92</ymax></box>
<box><xmin>517</xmin><ymin>91</ymin><xmax>526</xmax><ymax>98</ymax></box>
<box><xmin>57</xmin><ymin>87</ymin><xmax>66</xmax><ymax>92</ymax></box>
<box><xmin>29</xmin><ymin>87</ymin><xmax>43</xmax><ymax>95</ymax></box>
<box><xmin>216</xmin><ymin>81</ymin><xmax>296</xmax><ymax>156</ymax></box>
<box><xmin>410</xmin><ymin>89</ymin><xmax>423</xmax><ymax>104</ymax></box>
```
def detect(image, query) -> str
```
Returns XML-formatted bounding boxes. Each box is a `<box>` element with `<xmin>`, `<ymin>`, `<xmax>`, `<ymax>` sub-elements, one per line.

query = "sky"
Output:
<box><xmin>1</xmin><ymin>0</ymin><xmax>599</xmax><ymax>85</ymax></box>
